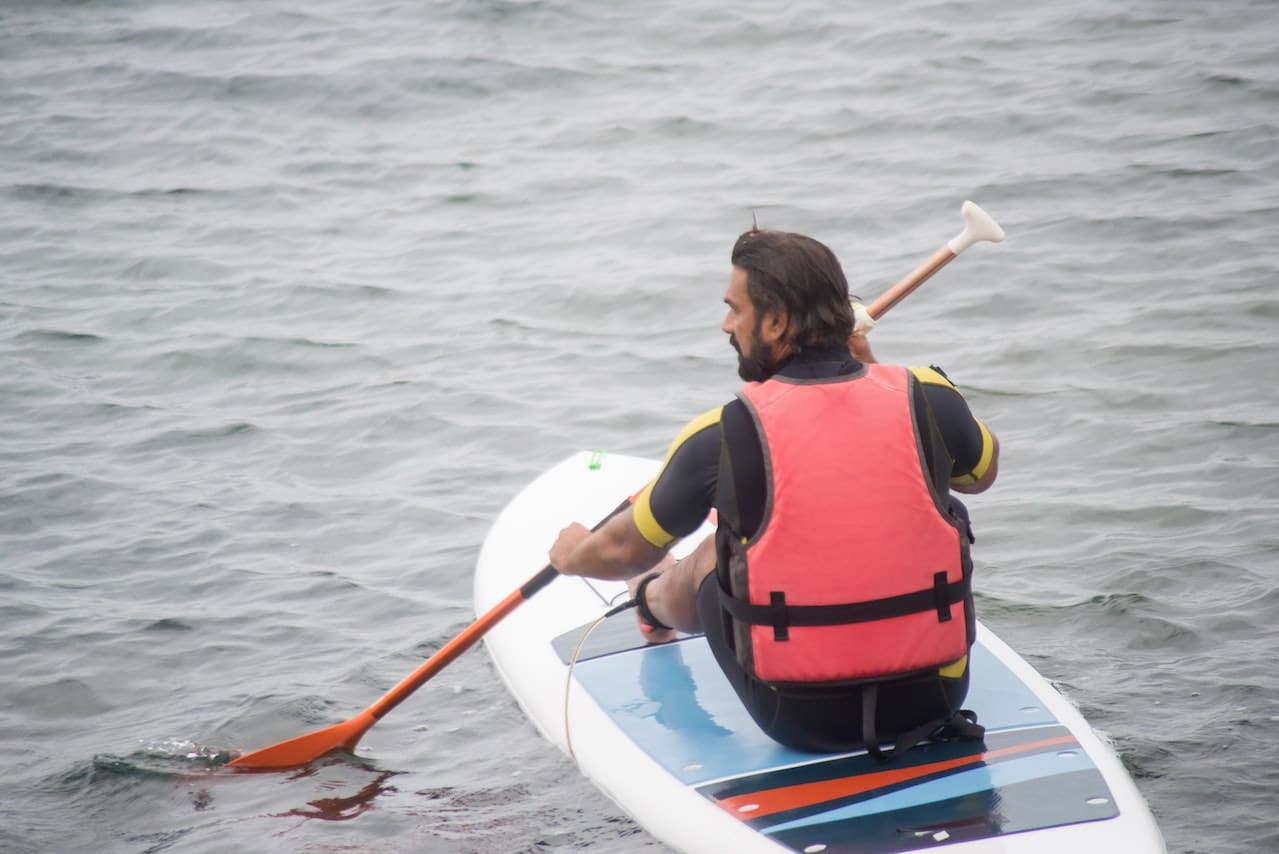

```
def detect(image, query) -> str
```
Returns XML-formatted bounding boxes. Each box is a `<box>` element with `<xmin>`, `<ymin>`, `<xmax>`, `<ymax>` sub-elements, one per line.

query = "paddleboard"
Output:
<box><xmin>475</xmin><ymin>451</ymin><xmax>1165</xmax><ymax>853</ymax></box>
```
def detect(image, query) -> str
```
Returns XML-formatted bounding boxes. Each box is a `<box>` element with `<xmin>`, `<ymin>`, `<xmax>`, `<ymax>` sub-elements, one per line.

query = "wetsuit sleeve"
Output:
<box><xmin>909</xmin><ymin>366</ymin><xmax>996</xmax><ymax>488</ymax></box>
<box><xmin>631</xmin><ymin>407</ymin><xmax>722</xmax><ymax>548</ymax></box>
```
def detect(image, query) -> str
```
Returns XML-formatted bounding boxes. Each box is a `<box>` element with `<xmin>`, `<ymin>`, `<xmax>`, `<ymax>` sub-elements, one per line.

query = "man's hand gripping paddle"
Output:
<box><xmin>226</xmin><ymin>200</ymin><xmax>1005</xmax><ymax>771</ymax></box>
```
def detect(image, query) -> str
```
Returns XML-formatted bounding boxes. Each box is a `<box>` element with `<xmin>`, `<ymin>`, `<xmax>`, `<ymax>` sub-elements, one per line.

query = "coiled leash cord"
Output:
<box><xmin>563</xmin><ymin>593</ymin><xmax>638</xmax><ymax>761</ymax></box>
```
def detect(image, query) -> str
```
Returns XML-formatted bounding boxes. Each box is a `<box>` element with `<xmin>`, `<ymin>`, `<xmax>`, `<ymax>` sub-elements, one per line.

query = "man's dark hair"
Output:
<box><xmin>730</xmin><ymin>228</ymin><xmax>854</xmax><ymax>351</ymax></box>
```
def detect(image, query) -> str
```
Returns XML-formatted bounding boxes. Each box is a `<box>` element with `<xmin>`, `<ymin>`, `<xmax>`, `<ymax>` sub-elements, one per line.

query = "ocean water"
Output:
<box><xmin>2</xmin><ymin>1</ymin><xmax>1276</xmax><ymax>852</ymax></box>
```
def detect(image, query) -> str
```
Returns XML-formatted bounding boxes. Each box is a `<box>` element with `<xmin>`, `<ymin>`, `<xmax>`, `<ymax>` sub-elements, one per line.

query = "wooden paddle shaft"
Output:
<box><xmin>866</xmin><ymin>245</ymin><xmax>955</xmax><ymax>320</ymax></box>
<box><xmin>864</xmin><ymin>200</ymin><xmax>1005</xmax><ymax>322</ymax></box>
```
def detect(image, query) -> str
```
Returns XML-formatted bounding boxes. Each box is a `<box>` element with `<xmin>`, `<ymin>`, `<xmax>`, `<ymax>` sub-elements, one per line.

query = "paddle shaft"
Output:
<box><xmin>366</xmin><ymin>564</ymin><xmax>560</xmax><ymax>721</ymax></box>
<box><xmin>353</xmin><ymin>495</ymin><xmax>632</xmax><ymax>722</ymax></box>
<box><xmin>865</xmin><ymin>200</ymin><xmax>1005</xmax><ymax>322</ymax></box>
<box><xmin>866</xmin><ymin>244</ymin><xmax>954</xmax><ymax>320</ymax></box>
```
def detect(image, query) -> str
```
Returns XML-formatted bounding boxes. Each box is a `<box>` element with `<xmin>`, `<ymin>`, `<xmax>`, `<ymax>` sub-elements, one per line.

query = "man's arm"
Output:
<box><xmin>625</xmin><ymin>534</ymin><xmax>718</xmax><ymax>640</ymax></box>
<box><xmin>854</xmin><ymin>337</ymin><xmax>1000</xmax><ymax>492</ymax></box>
<box><xmin>911</xmin><ymin>366</ymin><xmax>1000</xmax><ymax>493</ymax></box>
<box><xmin>549</xmin><ymin>405</ymin><xmax>721</xmax><ymax>579</ymax></box>
<box><xmin>549</xmin><ymin>508</ymin><xmax>668</xmax><ymax>582</ymax></box>
<box><xmin>951</xmin><ymin>428</ymin><xmax>999</xmax><ymax>494</ymax></box>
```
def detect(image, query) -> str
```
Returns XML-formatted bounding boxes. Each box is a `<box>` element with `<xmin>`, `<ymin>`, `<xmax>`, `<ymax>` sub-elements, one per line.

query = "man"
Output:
<box><xmin>550</xmin><ymin>228</ymin><xmax>999</xmax><ymax>755</ymax></box>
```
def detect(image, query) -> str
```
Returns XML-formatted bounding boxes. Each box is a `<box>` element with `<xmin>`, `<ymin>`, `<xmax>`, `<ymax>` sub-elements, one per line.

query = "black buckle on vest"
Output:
<box><xmin>770</xmin><ymin>592</ymin><xmax>789</xmax><ymax>641</ymax></box>
<box><xmin>933</xmin><ymin>571</ymin><xmax>952</xmax><ymax>622</ymax></box>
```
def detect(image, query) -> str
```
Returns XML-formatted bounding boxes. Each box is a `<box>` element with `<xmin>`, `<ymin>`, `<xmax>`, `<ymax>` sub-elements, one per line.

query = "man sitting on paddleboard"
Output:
<box><xmin>550</xmin><ymin>227</ymin><xmax>999</xmax><ymax>756</ymax></box>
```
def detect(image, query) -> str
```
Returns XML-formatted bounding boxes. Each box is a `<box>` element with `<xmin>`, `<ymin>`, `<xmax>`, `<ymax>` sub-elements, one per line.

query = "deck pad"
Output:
<box><xmin>554</xmin><ymin>614</ymin><xmax>1117</xmax><ymax>852</ymax></box>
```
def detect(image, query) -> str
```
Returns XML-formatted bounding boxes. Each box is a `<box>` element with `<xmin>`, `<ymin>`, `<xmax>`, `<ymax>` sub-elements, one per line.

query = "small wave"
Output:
<box><xmin>237</xmin><ymin>334</ymin><xmax>359</xmax><ymax>351</ymax></box>
<box><xmin>1074</xmin><ymin>593</ymin><xmax>1200</xmax><ymax>650</ymax></box>
<box><xmin>12</xmin><ymin>677</ymin><xmax>112</xmax><ymax>718</ymax></box>
<box><xmin>144</xmin><ymin>618</ymin><xmax>195</xmax><ymax>632</ymax></box>
<box><xmin>14</xmin><ymin>328</ymin><xmax>105</xmax><ymax>345</ymax></box>
<box><xmin>130</xmin><ymin>422</ymin><xmax>259</xmax><ymax>453</ymax></box>
<box><xmin>49</xmin><ymin>742</ymin><xmax>238</xmax><ymax>790</ymax></box>
<box><xmin>5</xmin><ymin>181</ymin><xmax>226</xmax><ymax>203</ymax></box>
<box><xmin>6</xmin><ymin>182</ymin><xmax>102</xmax><ymax>202</ymax></box>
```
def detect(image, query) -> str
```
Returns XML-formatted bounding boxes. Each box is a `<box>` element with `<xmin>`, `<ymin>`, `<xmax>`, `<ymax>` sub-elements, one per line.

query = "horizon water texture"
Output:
<box><xmin>2</xmin><ymin>1</ymin><xmax>1277</xmax><ymax>852</ymax></box>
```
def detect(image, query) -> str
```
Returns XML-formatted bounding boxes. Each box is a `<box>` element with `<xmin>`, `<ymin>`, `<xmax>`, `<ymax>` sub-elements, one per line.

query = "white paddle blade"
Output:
<box><xmin>946</xmin><ymin>200</ymin><xmax>1006</xmax><ymax>255</ymax></box>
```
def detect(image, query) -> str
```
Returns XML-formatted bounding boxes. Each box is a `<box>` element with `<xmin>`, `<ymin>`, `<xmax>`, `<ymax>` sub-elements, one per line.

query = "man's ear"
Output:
<box><xmin>759</xmin><ymin>310</ymin><xmax>789</xmax><ymax>348</ymax></box>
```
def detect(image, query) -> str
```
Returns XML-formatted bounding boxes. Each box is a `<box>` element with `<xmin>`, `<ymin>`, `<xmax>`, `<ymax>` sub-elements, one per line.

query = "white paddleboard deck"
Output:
<box><xmin>476</xmin><ymin>451</ymin><xmax>1165</xmax><ymax>853</ymax></box>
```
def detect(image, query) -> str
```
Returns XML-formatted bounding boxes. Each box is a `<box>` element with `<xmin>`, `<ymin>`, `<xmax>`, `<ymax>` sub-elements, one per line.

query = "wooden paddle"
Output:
<box><xmin>227</xmin><ymin>200</ymin><xmax>1005</xmax><ymax>771</ymax></box>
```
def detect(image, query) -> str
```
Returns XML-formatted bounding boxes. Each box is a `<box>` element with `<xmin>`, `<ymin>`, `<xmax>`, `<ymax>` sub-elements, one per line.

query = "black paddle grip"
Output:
<box><xmin>521</xmin><ymin>564</ymin><xmax>560</xmax><ymax>599</ymax></box>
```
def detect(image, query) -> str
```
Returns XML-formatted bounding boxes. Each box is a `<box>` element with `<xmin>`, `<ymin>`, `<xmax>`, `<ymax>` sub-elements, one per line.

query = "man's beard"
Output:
<box><xmin>731</xmin><ymin>331</ymin><xmax>780</xmax><ymax>383</ymax></box>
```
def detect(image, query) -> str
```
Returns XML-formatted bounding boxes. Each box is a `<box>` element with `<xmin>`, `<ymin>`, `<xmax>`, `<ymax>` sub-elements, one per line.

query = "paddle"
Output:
<box><xmin>227</xmin><ymin>200</ymin><xmax>1004</xmax><ymax>771</ymax></box>
<box><xmin>228</xmin><ymin>500</ymin><xmax>633</xmax><ymax>770</ymax></box>
<box><xmin>865</xmin><ymin>200</ymin><xmax>1005</xmax><ymax>320</ymax></box>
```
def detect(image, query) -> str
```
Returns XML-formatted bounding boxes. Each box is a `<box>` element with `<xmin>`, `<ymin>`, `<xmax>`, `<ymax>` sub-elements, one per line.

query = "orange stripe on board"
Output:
<box><xmin>716</xmin><ymin>734</ymin><xmax>1078</xmax><ymax>820</ymax></box>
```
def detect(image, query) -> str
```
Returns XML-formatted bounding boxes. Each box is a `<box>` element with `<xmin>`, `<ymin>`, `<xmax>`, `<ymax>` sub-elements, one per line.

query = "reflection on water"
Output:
<box><xmin>277</xmin><ymin>770</ymin><xmax>400</xmax><ymax>822</ymax></box>
<box><xmin>82</xmin><ymin>745</ymin><xmax>403</xmax><ymax>825</ymax></box>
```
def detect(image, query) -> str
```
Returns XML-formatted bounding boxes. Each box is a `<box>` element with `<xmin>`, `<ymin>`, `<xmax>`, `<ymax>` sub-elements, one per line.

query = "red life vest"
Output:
<box><xmin>717</xmin><ymin>363</ymin><xmax>972</xmax><ymax>684</ymax></box>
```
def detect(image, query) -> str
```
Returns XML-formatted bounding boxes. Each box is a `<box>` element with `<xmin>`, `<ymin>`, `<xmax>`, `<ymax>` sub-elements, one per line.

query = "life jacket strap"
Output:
<box><xmin>717</xmin><ymin>573</ymin><xmax>971</xmax><ymax>641</ymax></box>
<box><xmin>862</xmin><ymin>678</ymin><xmax>985</xmax><ymax>763</ymax></box>
<box><xmin>864</xmin><ymin>703</ymin><xmax>986</xmax><ymax>763</ymax></box>
<box><xmin>862</xmin><ymin>684</ymin><xmax>885</xmax><ymax>760</ymax></box>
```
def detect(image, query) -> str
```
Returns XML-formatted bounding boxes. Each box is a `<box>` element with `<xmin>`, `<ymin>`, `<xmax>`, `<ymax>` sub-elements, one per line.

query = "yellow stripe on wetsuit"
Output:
<box><xmin>632</xmin><ymin>406</ymin><xmax>724</xmax><ymax>548</ymax></box>
<box><xmin>956</xmin><ymin>421</ymin><xmax>995</xmax><ymax>484</ymax></box>
<box><xmin>907</xmin><ymin>365</ymin><xmax>954</xmax><ymax>389</ymax></box>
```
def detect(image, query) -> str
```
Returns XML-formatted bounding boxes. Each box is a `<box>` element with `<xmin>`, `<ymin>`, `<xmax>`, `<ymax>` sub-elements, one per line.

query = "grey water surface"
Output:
<box><xmin>2</xmin><ymin>1</ymin><xmax>1276</xmax><ymax>852</ymax></box>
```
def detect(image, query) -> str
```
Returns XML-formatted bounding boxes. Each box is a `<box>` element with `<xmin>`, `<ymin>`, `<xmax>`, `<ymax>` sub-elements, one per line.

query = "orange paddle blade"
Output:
<box><xmin>228</xmin><ymin>710</ymin><xmax>376</xmax><ymax>770</ymax></box>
